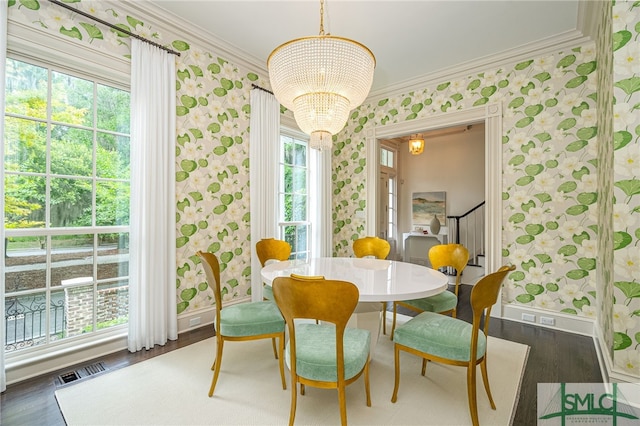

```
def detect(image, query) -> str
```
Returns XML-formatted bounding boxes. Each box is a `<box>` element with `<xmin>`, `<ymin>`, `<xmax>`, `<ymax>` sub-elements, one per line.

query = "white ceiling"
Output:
<box><xmin>145</xmin><ymin>0</ymin><xmax>590</xmax><ymax>98</ymax></box>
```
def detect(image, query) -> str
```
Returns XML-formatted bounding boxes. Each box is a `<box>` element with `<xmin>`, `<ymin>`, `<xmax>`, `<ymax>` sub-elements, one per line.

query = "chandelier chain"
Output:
<box><xmin>319</xmin><ymin>0</ymin><xmax>325</xmax><ymax>35</ymax></box>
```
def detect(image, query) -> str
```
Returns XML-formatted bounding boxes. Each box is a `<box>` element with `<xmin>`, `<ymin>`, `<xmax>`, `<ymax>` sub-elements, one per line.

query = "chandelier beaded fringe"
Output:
<box><xmin>267</xmin><ymin>0</ymin><xmax>375</xmax><ymax>150</ymax></box>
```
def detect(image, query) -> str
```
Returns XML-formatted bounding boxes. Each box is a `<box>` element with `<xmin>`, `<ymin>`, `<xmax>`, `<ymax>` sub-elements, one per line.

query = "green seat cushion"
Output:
<box><xmin>393</xmin><ymin>311</ymin><xmax>486</xmax><ymax>362</ymax></box>
<box><xmin>262</xmin><ymin>284</ymin><xmax>274</xmax><ymax>301</ymax></box>
<box><xmin>219</xmin><ymin>301</ymin><xmax>284</xmax><ymax>337</ymax></box>
<box><xmin>401</xmin><ymin>290</ymin><xmax>457</xmax><ymax>313</ymax></box>
<box><xmin>286</xmin><ymin>324</ymin><xmax>370</xmax><ymax>382</ymax></box>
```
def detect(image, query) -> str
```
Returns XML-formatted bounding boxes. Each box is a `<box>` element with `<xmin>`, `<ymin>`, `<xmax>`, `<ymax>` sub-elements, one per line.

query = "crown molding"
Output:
<box><xmin>7</xmin><ymin>20</ymin><xmax>130</xmax><ymax>86</ymax></box>
<box><xmin>365</xmin><ymin>28</ymin><xmax>592</xmax><ymax>104</ymax></box>
<box><xmin>119</xmin><ymin>0</ymin><xmax>269</xmax><ymax>80</ymax></box>
<box><xmin>577</xmin><ymin>0</ymin><xmax>602</xmax><ymax>41</ymax></box>
<box><xmin>365</xmin><ymin>0</ymin><xmax>597</xmax><ymax>103</ymax></box>
<box><xmin>117</xmin><ymin>0</ymin><xmax>595</xmax><ymax>104</ymax></box>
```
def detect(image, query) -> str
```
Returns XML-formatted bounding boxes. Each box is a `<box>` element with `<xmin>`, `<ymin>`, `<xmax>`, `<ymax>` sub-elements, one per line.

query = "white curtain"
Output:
<box><xmin>128</xmin><ymin>39</ymin><xmax>178</xmax><ymax>352</ymax></box>
<box><xmin>249</xmin><ymin>89</ymin><xmax>280</xmax><ymax>301</ymax></box>
<box><xmin>308</xmin><ymin>147</ymin><xmax>332</xmax><ymax>258</ymax></box>
<box><xmin>0</xmin><ymin>0</ymin><xmax>7</xmax><ymax>392</ymax></box>
<box><xmin>317</xmin><ymin>151</ymin><xmax>333</xmax><ymax>257</ymax></box>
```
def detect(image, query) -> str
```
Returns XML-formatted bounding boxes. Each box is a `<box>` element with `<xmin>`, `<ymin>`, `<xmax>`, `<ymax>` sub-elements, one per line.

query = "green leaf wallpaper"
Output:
<box><xmin>6</xmin><ymin>0</ymin><xmax>639</xmax><ymax>378</ymax></box>
<box><xmin>330</xmin><ymin>1</ymin><xmax>639</xmax><ymax>377</ymax></box>
<box><xmin>611</xmin><ymin>0</ymin><xmax>640</xmax><ymax>375</ymax></box>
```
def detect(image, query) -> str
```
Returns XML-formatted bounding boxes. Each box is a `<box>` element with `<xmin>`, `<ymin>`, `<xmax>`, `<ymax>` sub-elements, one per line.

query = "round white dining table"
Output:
<box><xmin>261</xmin><ymin>257</ymin><xmax>449</xmax><ymax>355</ymax></box>
<box><xmin>260</xmin><ymin>257</ymin><xmax>449</xmax><ymax>303</ymax></box>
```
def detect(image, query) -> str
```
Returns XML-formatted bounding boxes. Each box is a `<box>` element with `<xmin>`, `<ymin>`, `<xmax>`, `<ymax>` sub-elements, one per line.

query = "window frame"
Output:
<box><xmin>278</xmin><ymin>128</ymin><xmax>312</xmax><ymax>260</ymax></box>
<box><xmin>3</xmin><ymin>48</ymin><xmax>132</xmax><ymax>362</ymax></box>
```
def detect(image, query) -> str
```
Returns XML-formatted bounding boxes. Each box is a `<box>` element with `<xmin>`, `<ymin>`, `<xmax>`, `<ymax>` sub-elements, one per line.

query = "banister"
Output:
<box><xmin>446</xmin><ymin>201</ymin><xmax>486</xmax><ymax>221</ymax></box>
<box><xmin>446</xmin><ymin>201</ymin><xmax>485</xmax><ymax>253</ymax></box>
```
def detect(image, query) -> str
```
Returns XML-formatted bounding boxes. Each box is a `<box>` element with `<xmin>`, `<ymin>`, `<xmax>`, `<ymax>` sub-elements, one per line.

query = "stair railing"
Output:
<box><xmin>446</xmin><ymin>201</ymin><xmax>485</xmax><ymax>265</ymax></box>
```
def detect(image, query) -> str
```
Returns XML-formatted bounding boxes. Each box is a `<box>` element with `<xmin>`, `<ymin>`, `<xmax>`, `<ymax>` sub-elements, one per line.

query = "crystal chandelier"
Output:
<box><xmin>267</xmin><ymin>0</ymin><xmax>376</xmax><ymax>151</ymax></box>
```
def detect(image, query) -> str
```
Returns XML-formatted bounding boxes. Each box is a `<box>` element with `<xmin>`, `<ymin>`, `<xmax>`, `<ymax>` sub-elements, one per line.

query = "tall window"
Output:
<box><xmin>3</xmin><ymin>57</ymin><xmax>131</xmax><ymax>353</ymax></box>
<box><xmin>380</xmin><ymin>146</ymin><xmax>394</xmax><ymax>168</ymax></box>
<box><xmin>278</xmin><ymin>132</ymin><xmax>310</xmax><ymax>260</ymax></box>
<box><xmin>380</xmin><ymin>145</ymin><xmax>397</xmax><ymax>253</ymax></box>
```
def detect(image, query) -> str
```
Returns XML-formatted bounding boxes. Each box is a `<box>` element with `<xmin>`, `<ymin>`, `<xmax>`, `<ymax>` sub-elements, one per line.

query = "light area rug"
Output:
<box><xmin>56</xmin><ymin>318</ymin><xmax>529</xmax><ymax>426</ymax></box>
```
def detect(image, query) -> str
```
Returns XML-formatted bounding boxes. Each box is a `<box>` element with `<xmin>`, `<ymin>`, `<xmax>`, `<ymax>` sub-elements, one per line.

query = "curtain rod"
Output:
<box><xmin>252</xmin><ymin>84</ymin><xmax>274</xmax><ymax>95</ymax></box>
<box><xmin>48</xmin><ymin>0</ymin><xmax>181</xmax><ymax>57</ymax></box>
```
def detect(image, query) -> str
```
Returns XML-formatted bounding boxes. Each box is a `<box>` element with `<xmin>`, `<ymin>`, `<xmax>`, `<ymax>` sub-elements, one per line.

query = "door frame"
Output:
<box><xmin>364</xmin><ymin>103</ymin><xmax>504</xmax><ymax>315</ymax></box>
<box><xmin>378</xmin><ymin>166</ymin><xmax>397</xmax><ymax>259</ymax></box>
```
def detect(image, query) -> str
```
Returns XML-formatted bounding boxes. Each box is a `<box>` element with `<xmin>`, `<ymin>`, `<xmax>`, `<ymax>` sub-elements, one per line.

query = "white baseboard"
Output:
<box><xmin>593</xmin><ymin>322</ymin><xmax>640</xmax><ymax>385</ymax></box>
<box><xmin>6</xmin><ymin>333</ymin><xmax>128</xmax><ymax>386</ymax></box>
<box><xmin>177</xmin><ymin>307</ymin><xmax>215</xmax><ymax>333</ymax></box>
<box><xmin>501</xmin><ymin>304</ymin><xmax>594</xmax><ymax>336</ymax></box>
<box><xmin>6</xmin><ymin>308</ymin><xmax>217</xmax><ymax>386</ymax></box>
<box><xmin>592</xmin><ymin>328</ymin><xmax>610</xmax><ymax>383</ymax></box>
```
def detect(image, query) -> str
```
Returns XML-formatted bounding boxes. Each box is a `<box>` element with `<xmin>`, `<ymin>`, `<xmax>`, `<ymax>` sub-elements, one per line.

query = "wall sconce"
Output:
<box><xmin>408</xmin><ymin>134</ymin><xmax>424</xmax><ymax>155</ymax></box>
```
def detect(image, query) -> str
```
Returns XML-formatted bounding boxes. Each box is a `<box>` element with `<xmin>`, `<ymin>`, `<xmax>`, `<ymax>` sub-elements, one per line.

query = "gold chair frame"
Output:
<box><xmin>273</xmin><ymin>274</ymin><xmax>371</xmax><ymax>426</ymax></box>
<box><xmin>256</xmin><ymin>238</ymin><xmax>291</xmax><ymax>357</ymax></box>
<box><xmin>391</xmin><ymin>243</ymin><xmax>469</xmax><ymax>339</ymax></box>
<box><xmin>256</xmin><ymin>238</ymin><xmax>292</xmax><ymax>271</ymax></box>
<box><xmin>391</xmin><ymin>265</ymin><xmax>515</xmax><ymax>426</ymax></box>
<box><xmin>197</xmin><ymin>250</ymin><xmax>286</xmax><ymax>397</ymax></box>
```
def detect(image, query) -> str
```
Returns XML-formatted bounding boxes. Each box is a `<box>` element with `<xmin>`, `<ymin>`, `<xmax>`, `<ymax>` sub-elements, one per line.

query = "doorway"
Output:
<box><xmin>364</xmin><ymin>103</ymin><xmax>504</xmax><ymax>314</ymax></box>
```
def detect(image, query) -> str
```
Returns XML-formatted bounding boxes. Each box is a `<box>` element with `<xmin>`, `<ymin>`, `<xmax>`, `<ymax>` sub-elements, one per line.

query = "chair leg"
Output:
<box><xmin>381</xmin><ymin>302</ymin><xmax>387</xmax><ymax>335</ymax></box>
<box><xmin>208</xmin><ymin>338</ymin><xmax>224</xmax><ymax>397</ymax></box>
<box><xmin>288</xmin><ymin>379</ymin><xmax>298</xmax><ymax>426</ymax></box>
<box><xmin>391</xmin><ymin>344</ymin><xmax>401</xmax><ymax>403</ymax></box>
<box><xmin>272</xmin><ymin>337</ymin><xmax>278</xmax><ymax>359</ymax></box>
<box><xmin>390</xmin><ymin>302</ymin><xmax>398</xmax><ymax>340</ymax></box>
<box><xmin>338</xmin><ymin>384</ymin><xmax>348</xmax><ymax>426</ymax></box>
<box><xmin>466</xmin><ymin>364</ymin><xmax>480</xmax><ymax>426</ymax></box>
<box><xmin>278</xmin><ymin>334</ymin><xmax>287</xmax><ymax>390</ymax></box>
<box><xmin>480</xmin><ymin>358</ymin><xmax>496</xmax><ymax>409</ymax></box>
<box><xmin>364</xmin><ymin>355</ymin><xmax>371</xmax><ymax>406</ymax></box>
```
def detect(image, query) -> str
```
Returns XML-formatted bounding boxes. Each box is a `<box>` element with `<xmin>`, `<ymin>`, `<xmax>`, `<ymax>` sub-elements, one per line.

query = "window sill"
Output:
<box><xmin>5</xmin><ymin>327</ymin><xmax>128</xmax><ymax>385</ymax></box>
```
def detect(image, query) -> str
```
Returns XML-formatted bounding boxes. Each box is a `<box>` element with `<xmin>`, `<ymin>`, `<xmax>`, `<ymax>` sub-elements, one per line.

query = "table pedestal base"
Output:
<box><xmin>348</xmin><ymin>302</ymin><xmax>384</xmax><ymax>357</ymax></box>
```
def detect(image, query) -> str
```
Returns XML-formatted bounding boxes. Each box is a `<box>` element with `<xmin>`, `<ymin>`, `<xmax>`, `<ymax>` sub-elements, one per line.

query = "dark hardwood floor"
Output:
<box><xmin>1</xmin><ymin>284</ymin><xmax>602</xmax><ymax>425</ymax></box>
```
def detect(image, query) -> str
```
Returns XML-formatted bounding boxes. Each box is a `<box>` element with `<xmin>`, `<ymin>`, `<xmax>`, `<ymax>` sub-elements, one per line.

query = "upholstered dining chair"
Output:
<box><xmin>256</xmin><ymin>238</ymin><xmax>292</xmax><ymax>301</ymax></box>
<box><xmin>272</xmin><ymin>274</ymin><xmax>371</xmax><ymax>426</ymax></box>
<box><xmin>196</xmin><ymin>250</ymin><xmax>286</xmax><ymax>397</ymax></box>
<box><xmin>352</xmin><ymin>236</ymin><xmax>391</xmax><ymax>334</ymax></box>
<box><xmin>390</xmin><ymin>243</ymin><xmax>469</xmax><ymax>339</ymax></box>
<box><xmin>391</xmin><ymin>265</ymin><xmax>515</xmax><ymax>426</ymax></box>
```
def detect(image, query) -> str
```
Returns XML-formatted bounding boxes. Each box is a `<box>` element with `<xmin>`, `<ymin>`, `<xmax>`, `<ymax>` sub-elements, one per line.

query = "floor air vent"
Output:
<box><xmin>56</xmin><ymin>362</ymin><xmax>107</xmax><ymax>386</ymax></box>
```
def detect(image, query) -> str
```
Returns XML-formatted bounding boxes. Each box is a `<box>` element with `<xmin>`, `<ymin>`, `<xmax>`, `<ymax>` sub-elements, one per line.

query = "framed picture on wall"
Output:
<box><xmin>412</xmin><ymin>191</ymin><xmax>446</xmax><ymax>226</ymax></box>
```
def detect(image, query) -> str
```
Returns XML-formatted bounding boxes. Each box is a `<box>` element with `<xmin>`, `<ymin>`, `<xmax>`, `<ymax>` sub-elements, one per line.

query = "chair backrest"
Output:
<box><xmin>428</xmin><ymin>244</ymin><xmax>469</xmax><ymax>295</ymax></box>
<box><xmin>469</xmin><ymin>265</ymin><xmax>516</xmax><ymax>354</ymax></box>
<box><xmin>428</xmin><ymin>243</ymin><xmax>469</xmax><ymax>273</ymax></box>
<box><xmin>273</xmin><ymin>274</ymin><xmax>359</xmax><ymax>325</ymax></box>
<box><xmin>196</xmin><ymin>251</ymin><xmax>223</xmax><ymax>323</ymax></box>
<box><xmin>256</xmin><ymin>238</ymin><xmax>291</xmax><ymax>267</ymax></box>
<box><xmin>272</xmin><ymin>274</ymin><xmax>360</xmax><ymax>379</ymax></box>
<box><xmin>353</xmin><ymin>236</ymin><xmax>390</xmax><ymax>259</ymax></box>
